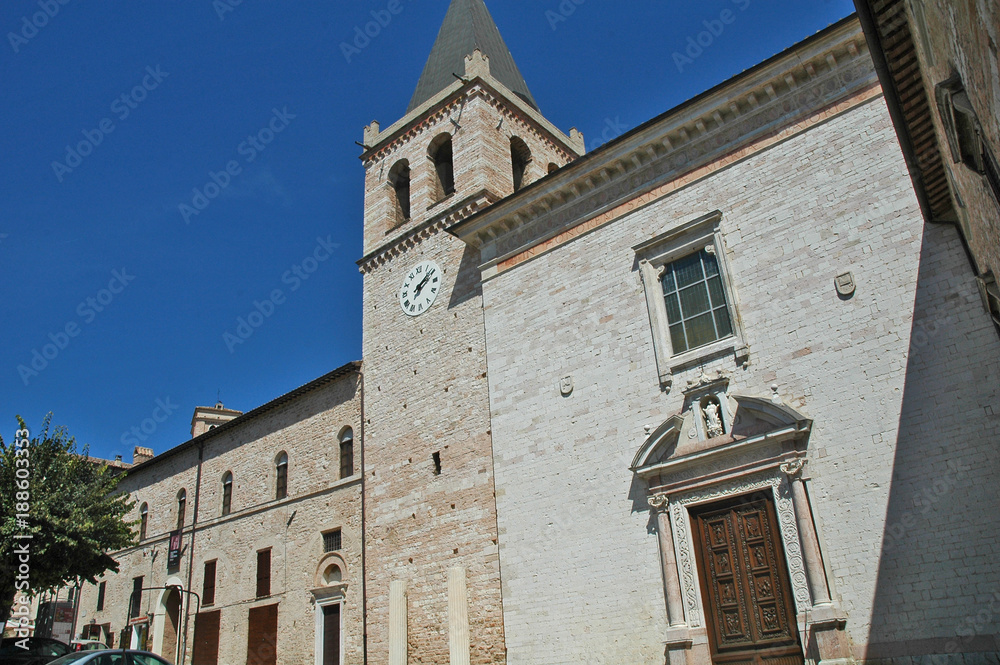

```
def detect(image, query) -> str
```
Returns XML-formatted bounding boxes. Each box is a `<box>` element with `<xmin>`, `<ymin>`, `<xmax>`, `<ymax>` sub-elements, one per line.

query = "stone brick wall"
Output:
<box><xmin>359</xmin><ymin>65</ymin><xmax>584</xmax><ymax>665</ymax></box>
<box><xmin>360</xmin><ymin>228</ymin><xmax>506</xmax><ymax>665</ymax></box>
<box><xmin>478</xmin><ymin>89</ymin><xmax>1000</xmax><ymax>665</ymax></box>
<box><xmin>903</xmin><ymin>0</ymin><xmax>1000</xmax><ymax>291</ymax></box>
<box><xmin>78</xmin><ymin>372</ymin><xmax>363</xmax><ymax>665</ymax></box>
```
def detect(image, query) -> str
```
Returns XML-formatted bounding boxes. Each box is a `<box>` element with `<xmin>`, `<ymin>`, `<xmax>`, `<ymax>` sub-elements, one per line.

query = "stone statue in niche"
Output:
<box><xmin>703</xmin><ymin>399</ymin><xmax>724</xmax><ymax>438</ymax></box>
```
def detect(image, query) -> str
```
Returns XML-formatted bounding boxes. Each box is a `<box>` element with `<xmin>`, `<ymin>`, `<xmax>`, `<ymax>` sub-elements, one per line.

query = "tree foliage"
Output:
<box><xmin>0</xmin><ymin>415</ymin><xmax>135</xmax><ymax>623</ymax></box>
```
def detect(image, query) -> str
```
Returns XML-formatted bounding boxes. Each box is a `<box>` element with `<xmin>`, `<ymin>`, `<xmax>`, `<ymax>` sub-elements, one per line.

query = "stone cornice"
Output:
<box><xmin>357</xmin><ymin>189</ymin><xmax>498</xmax><ymax>274</ymax></box>
<box><xmin>361</xmin><ymin>72</ymin><xmax>584</xmax><ymax>167</ymax></box>
<box><xmin>449</xmin><ymin>18</ymin><xmax>875</xmax><ymax>274</ymax></box>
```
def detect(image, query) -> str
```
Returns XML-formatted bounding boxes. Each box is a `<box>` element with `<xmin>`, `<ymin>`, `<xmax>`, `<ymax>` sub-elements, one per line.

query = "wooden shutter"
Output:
<box><xmin>339</xmin><ymin>440</ymin><xmax>353</xmax><ymax>479</ymax></box>
<box><xmin>203</xmin><ymin>561</ymin><xmax>217</xmax><ymax>606</ymax></box>
<box><xmin>256</xmin><ymin>550</ymin><xmax>271</xmax><ymax>598</ymax></box>
<box><xmin>192</xmin><ymin>611</ymin><xmax>221</xmax><ymax>665</ymax></box>
<box><xmin>130</xmin><ymin>577</ymin><xmax>143</xmax><ymax>620</ymax></box>
<box><xmin>246</xmin><ymin>604</ymin><xmax>278</xmax><ymax>665</ymax></box>
<box><xmin>322</xmin><ymin>604</ymin><xmax>341</xmax><ymax>665</ymax></box>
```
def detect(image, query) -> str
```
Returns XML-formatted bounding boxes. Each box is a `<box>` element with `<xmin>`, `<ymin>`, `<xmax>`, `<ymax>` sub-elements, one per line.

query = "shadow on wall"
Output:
<box><xmin>865</xmin><ymin>222</ymin><xmax>1000</xmax><ymax>661</ymax></box>
<box><xmin>447</xmin><ymin>244</ymin><xmax>484</xmax><ymax>309</ymax></box>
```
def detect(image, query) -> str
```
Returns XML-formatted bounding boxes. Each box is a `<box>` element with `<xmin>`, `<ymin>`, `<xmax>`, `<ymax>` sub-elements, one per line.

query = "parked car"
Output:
<box><xmin>0</xmin><ymin>636</ymin><xmax>73</xmax><ymax>665</ymax></box>
<box><xmin>69</xmin><ymin>640</ymin><xmax>110</xmax><ymax>652</ymax></box>
<box><xmin>46</xmin><ymin>650</ymin><xmax>172</xmax><ymax>665</ymax></box>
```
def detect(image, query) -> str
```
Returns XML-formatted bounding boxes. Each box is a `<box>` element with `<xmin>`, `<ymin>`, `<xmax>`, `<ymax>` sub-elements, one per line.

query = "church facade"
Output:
<box><xmin>75</xmin><ymin>2</ymin><xmax>1000</xmax><ymax>665</ymax></box>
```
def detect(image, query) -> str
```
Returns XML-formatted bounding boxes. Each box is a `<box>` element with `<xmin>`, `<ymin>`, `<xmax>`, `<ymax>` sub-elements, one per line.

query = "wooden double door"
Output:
<box><xmin>692</xmin><ymin>493</ymin><xmax>804</xmax><ymax>665</ymax></box>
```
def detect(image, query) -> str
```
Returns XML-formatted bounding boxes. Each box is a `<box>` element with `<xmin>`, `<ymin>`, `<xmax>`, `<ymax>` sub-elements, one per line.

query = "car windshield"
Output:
<box><xmin>47</xmin><ymin>653</ymin><xmax>93</xmax><ymax>665</ymax></box>
<box><xmin>128</xmin><ymin>654</ymin><xmax>171</xmax><ymax>665</ymax></box>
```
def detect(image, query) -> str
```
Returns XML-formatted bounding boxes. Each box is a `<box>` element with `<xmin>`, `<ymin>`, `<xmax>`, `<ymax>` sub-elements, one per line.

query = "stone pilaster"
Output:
<box><xmin>389</xmin><ymin>580</ymin><xmax>407</xmax><ymax>665</ymax></box>
<box><xmin>448</xmin><ymin>567</ymin><xmax>470</xmax><ymax>665</ymax></box>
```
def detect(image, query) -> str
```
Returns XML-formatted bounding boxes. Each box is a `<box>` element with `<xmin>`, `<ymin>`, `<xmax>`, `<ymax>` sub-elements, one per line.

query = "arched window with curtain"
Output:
<box><xmin>510</xmin><ymin>136</ymin><xmax>532</xmax><ymax>192</ymax></box>
<box><xmin>139</xmin><ymin>503</ymin><xmax>148</xmax><ymax>540</ymax></box>
<box><xmin>339</xmin><ymin>427</ymin><xmax>354</xmax><ymax>480</ymax></box>
<box><xmin>429</xmin><ymin>133</ymin><xmax>455</xmax><ymax>202</ymax></box>
<box><xmin>221</xmin><ymin>472</ymin><xmax>233</xmax><ymax>516</ymax></box>
<box><xmin>176</xmin><ymin>490</ymin><xmax>186</xmax><ymax>531</ymax></box>
<box><xmin>275</xmin><ymin>452</ymin><xmax>288</xmax><ymax>500</ymax></box>
<box><xmin>388</xmin><ymin>159</ymin><xmax>411</xmax><ymax>226</ymax></box>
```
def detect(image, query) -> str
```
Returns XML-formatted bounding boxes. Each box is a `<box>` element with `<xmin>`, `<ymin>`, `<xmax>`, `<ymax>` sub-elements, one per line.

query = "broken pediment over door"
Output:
<box><xmin>630</xmin><ymin>380</ymin><xmax>813</xmax><ymax>488</ymax></box>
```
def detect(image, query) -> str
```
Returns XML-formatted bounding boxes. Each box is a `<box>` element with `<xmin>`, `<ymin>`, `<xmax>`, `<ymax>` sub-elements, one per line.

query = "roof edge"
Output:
<box><xmin>125</xmin><ymin>361</ymin><xmax>362</xmax><ymax>475</ymax></box>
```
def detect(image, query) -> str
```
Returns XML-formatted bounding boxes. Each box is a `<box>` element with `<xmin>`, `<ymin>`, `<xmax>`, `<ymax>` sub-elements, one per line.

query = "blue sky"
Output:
<box><xmin>1</xmin><ymin>0</ymin><xmax>856</xmax><ymax>461</ymax></box>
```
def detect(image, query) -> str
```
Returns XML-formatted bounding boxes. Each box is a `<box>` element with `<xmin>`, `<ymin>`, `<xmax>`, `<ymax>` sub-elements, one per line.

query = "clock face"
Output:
<box><xmin>399</xmin><ymin>260</ymin><xmax>442</xmax><ymax>316</ymax></box>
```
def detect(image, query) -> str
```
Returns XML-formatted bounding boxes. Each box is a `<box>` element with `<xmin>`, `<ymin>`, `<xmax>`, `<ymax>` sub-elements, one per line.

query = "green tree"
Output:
<box><xmin>0</xmin><ymin>415</ymin><xmax>135</xmax><ymax>624</ymax></box>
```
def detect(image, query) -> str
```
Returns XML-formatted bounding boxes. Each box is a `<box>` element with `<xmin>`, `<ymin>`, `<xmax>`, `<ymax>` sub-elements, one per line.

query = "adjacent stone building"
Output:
<box><xmin>78</xmin><ymin>363</ymin><xmax>362</xmax><ymax>665</ymax></box>
<box><xmin>75</xmin><ymin>1</ymin><xmax>1000</xmax><ymax>664</ymax></box>
<box><xmin>854</xmin><ymin>0</ymin><xmax>1000</xmax><ymax>331</ymax></box>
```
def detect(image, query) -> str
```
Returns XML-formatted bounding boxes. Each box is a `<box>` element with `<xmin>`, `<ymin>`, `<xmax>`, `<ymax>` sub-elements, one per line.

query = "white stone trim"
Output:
<box><xmin>313</xmin><ymin>590</ymin><xmax>346</xmax><ymax>665</ymax></box>
<box><xmin>635</xmin><ymin>210</ymin><xmax>749</xmax><ymax>389</ymax></box>
<box><xmin>668</xmin><ymin>471</ymin><xmax>810</xmax><ymax>628</ymax></box>
<box><xmin>149</xmin><ymin>576</ymin><xmax>185</xmax><ymax>655</ymax></box>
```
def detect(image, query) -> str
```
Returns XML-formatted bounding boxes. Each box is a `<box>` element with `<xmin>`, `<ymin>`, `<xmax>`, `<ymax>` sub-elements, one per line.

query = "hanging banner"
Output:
<box><xmin>168</xmin><ymin>530</ymin><xmax>182</xmax><ymax>569</ymax></box>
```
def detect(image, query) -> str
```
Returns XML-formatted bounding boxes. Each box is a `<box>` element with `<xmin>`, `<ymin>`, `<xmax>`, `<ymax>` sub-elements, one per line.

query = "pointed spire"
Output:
<box><xmin>408</xmin><ymin>0</ymin><xmax>538</xmax><ymax>113</ymax></box>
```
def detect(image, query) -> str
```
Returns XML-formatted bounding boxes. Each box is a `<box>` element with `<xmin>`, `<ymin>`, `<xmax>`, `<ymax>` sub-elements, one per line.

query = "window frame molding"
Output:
<box><xmin>312</xmin><ymin>594</ymin><xmax>345</xmax><ymax>665</ymax></box>
<box><xmin>202</xmin><ymin>559</ymin><xmax>217</xmax><ymax>607</ymax></box>
<box><xmin>256</xmin><ymin>548</ymin><xmax>272</xmax><ymax>599</ymax></box>
<box><xmin>977</xmin><ymin>271</ymin><xmax>1000</xmax><ymax>329</ymax></box>
<box><xmin>221</xmin><ymin>472</ymin><xmax>233</xmax><ymax>517</ymax></box>
<box><xmin>634</xmin><ymin>210</ymin><xmax>748</xmax><ymax>390</ymax></box>
<box><xmin>935</xmin><ymin>73</ymin><xmax>1000</xmax><ymax>206</ymax></box>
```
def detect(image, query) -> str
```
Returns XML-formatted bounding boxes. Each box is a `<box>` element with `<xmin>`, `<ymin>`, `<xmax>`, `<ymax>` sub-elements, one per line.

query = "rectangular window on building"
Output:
<box><xmin>322</xmin><ymin>603</ymin><xmax>341</xmax><ymax>665</ymax></box>
<box><xmin>982</xmin><ymin>142</ymin><xmax>1000</xmax><ymax>205</ymax></box>
<box><xmin>256</xmin><ymin>549</ymin><xmax>271</xmax><ymax>598</ymax></box>
<box><xmin>323</xmin><ymin>529</ymin><xmax>342</xmax><ymax>553</ymax></box>
<box><xmin>96</xmin><ymin>582</ymin><xmax>106</xmax><ymax>612</ymax></box>
<box><xmin>339</xmin><ymin>440</ymin><xmax>354</xmax><ymax>480</ymax></box>
<box><xmin>192</xmin><ymin>610</ymin><xmax>221</xmax><ymax>665</ymax></box>
<box><xmin>634</xmin><ymin>211</ymin><xmax>747</xmax><ymax>389</ymax></box>
<box><xmin>977</xmin><ymin>272</ymin><xmax>1000</xmax><ymax>327</ymax></box>
<box><xmin>660</xmin><ymin>249</ymin><xmax>734</xmax><ymax>354</ymax></box>
<box><xmin>246</xmin><ymin>604</ymin><xmax>278</xmax><ymax>665</ymax></box>
<box><xmin>130</xmin><ymin>576</ymin><xmax>143</xmax><ymax>620</ymax></box>
<box><xmin>203</xmin><ymin>560</ymin><xmax>217</xmax><ymax>607</ymax></box>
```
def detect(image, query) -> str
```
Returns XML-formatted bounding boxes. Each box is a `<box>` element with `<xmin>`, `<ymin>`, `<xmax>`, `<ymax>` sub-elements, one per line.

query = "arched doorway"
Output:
<box><xmin>151</xmin><ymin>581</ymin><xmax>185</xmax><ymax>661</ymax></box>
<box><xmin>160</xmin><ymin>587</ymin><xmax>181</xmax><ymax>663</ymax></box>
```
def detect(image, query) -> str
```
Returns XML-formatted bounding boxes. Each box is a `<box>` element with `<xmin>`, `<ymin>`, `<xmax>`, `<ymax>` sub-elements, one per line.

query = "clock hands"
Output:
<box><xmin>413</xmin><ymin>268</ymin><xmax>436</xmax><ymax>297</ymax></box>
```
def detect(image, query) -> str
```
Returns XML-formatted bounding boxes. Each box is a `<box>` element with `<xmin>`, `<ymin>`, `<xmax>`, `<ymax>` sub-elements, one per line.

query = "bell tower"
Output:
<box><xmin>358</xmin><ymin>1</ymin><xmax>583</xmax><ymax>663</ymax></box>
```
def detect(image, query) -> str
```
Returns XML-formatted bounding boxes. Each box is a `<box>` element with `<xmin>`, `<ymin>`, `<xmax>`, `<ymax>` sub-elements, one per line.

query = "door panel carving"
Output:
<box><xmin>693</xmin><ymin>493</ymin><xmax>803</xmax><ymax>665</ymax></box>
